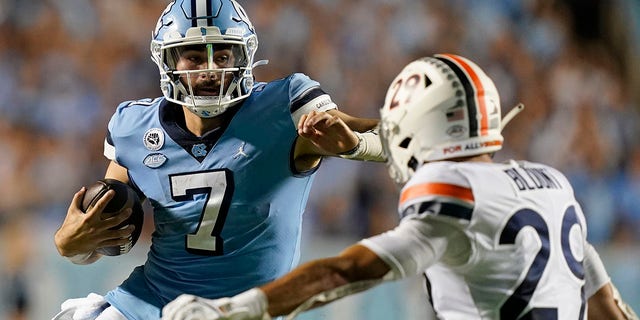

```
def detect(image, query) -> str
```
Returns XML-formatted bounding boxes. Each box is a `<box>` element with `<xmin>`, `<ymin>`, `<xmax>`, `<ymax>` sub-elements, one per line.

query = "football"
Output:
<box><xmin>81</xmin><ymin>178</ymin><xmax>144</xmax><ymax>256</ymax></box>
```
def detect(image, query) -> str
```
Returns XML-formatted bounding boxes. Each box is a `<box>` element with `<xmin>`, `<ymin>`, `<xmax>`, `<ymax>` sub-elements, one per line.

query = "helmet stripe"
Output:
<box><xmin>436</xmin><ymin>54</ymin><xmax>489</xmax><ymax>137</ymax></box>
<box><xmin>190</xmin><ymin>0</ymin><xmax>199</xmax><ymax>27</ymax></box>
<box><xmin>435</xmin><ymin>56</ymin><xmax>479</xmax><ymax>137</ymax></box>
<box><xmin>206</xmin><ymin>0</ymin><xmax>214</xmax><ymax>27</ymax></box>
<box><xmin>191</xmin><ymin>0</ymin><xmax>211</xmax><ymax>27</ymax></box>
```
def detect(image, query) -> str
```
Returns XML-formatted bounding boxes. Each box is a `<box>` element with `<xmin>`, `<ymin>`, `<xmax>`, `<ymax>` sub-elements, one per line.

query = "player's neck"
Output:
<box><xmin>469</xmin><ymin>154</ymin><xmax>493</xmax><ymax>163</ymax></box>
<box><xmin>449</xmin><ymin>153</ymin><xmax>494</xmax><ymax>163</ymax></box>
<box><xmin>181</xmin><ymin>106</ymin><xmax>227</xmax><ymax>137</ymax></box>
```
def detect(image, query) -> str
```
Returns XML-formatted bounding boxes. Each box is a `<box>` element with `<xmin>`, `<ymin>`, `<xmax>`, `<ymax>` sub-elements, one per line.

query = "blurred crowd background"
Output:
<box><xmin>1</xmin><ymin>0</ymin><xmax>639</xmax><ymax>319</ymax></box>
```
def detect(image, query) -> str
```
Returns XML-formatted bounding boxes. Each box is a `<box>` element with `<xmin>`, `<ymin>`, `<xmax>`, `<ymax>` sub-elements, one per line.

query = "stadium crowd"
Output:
<box><xmin>0</xmin><ymin>0</ymin><xmax>639</xmax><ymax>318</ymax></box>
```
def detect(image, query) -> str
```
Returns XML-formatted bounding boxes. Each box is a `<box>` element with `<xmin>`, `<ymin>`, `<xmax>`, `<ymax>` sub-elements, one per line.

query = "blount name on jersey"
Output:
<box><xmin>503</xmin><ymin>167</ymin><xmax>562</xmax><ymax>191</ymax></box>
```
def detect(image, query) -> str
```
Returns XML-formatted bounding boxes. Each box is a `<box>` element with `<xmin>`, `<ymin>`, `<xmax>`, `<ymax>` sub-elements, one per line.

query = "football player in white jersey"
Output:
<box><xmin>52</xmin><ymin>0</ymin><xmax>386</xmax><ymax>319</ymax></box>
<box><xmin>161</xmin><ymin>54</ymin><xmax>638</xmax><ymax>320</ymax></box>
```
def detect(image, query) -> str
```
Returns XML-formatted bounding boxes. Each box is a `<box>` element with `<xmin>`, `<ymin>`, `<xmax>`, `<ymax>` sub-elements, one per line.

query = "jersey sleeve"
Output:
<box><xmin>103</xmin><ymin>98</ymin><xmax>158</xmax><ymax>164</ymax></box>
<box><xmin>103</xmin><ymin>100</ymin><xmax>136</xmax><ymax>162</ymax></box>
<box><xmin>360</xmin><ymin>215</ymin><xmax>470</xmax><ymax>281</ymax></box>
<box><xmin>583</xmin><ymin>243</ymin><xmax>611</xmax><ymax>298</ymax></box>
<box><xmin>360</xmin><ymin>163</ymin><xmax>473</xmax><ymax>280</ymax></box>
<box><xmin>104</xmin><ymin>130</ymin><xmax>116</xmax><ymax>161</ymax></box>
<box><xmin>398</xmin><ymin>162</ymin><xmax>474</xmax><ymax>223</ymax></box>
<box><xmin>288</xmin><ymin>73</ymin><xmax>338</xmax><ymax>125</ymax></box>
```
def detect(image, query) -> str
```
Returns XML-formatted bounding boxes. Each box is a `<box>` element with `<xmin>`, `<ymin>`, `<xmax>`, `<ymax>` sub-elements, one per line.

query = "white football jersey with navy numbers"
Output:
<box><xmin>362</xmin><ymin>160</ymin><xmax>588</xmax><ymax>320</ymax></box>
<box><xmin>101</xmin><ymin>73</ymin><xmax>337</xmax><ymax>320</ymax></box>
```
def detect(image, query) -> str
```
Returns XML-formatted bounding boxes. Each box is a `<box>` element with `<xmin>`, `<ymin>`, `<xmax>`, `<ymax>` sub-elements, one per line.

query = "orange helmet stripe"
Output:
<box><xmin>438</xmin><ymin>54</ymin><xmax>489</xmax><ymax>136</ymax></box>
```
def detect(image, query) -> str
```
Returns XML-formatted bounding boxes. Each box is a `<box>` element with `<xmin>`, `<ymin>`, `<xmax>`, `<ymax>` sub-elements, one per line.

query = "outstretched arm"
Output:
<box><xmin>293</xmin><ymin>110</ymin><xmax>385</xmax><ymax>171</ymax></box>
<box><xmin>161</xmin><ymin>217</ymin><xmax>460</xmax><ymax>320</ymax></box>
<box><xmin>160</xmin><ymin>245</ymin><xmax>391</xmax><ymax>320</ymax></box>
<box><xmin>261</xmin><ymin>244</ymin><xmax>389</xmax><ymax>316</ymax></box>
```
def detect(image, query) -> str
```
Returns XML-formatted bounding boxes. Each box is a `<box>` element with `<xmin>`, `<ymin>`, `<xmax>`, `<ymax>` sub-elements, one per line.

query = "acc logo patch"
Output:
<box><xmin>143</xmin><ymin>128</ymin><xmax>164</xmax><ymax>151</ymax></box>
<box><xmin>143</xmin><ymin>153</ymin><xmax>167</xmax><ymax>168</ymax></box>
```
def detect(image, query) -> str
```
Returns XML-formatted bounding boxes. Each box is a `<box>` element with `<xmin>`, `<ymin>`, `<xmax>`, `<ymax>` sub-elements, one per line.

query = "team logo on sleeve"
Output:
<box><xmin>143</xmin><ymin>128</ymin><xmax>165</xmax><ymax>151</ymax></box>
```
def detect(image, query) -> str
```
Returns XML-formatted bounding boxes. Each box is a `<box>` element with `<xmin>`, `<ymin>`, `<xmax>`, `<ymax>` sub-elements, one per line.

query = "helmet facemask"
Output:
<box><xmin>152</xmin><ymin>28</ymin><xmax>256</xmax><ymax>118</ymax></box>
<box><xmin>379</xmin><ymin>107</ymin><xmax>414</xmax><ymax>186</ymax></box>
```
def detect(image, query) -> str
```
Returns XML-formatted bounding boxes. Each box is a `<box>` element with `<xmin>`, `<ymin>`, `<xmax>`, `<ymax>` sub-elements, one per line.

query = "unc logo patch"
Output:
<box><xmin>192</xmin><ymin>143</ymin><xmax>208</xmax><ymax>157</ymax></box>
<box><xmin>143</xmin><ymin>153</ymin><xmax>167</xmax><ymax>168</ymax></box>
<box><xmin>143</xmin><ymin>128</ymin><xmax>164</xmax><ymax>151</ymax></box>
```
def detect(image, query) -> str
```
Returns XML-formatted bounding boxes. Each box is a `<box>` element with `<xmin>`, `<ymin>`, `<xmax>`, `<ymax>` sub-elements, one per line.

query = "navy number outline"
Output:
<box><xmin>499</xmin><ymin>206</ymin><xmax>585</xmax><ymax>319</ymax></box>
<box><xmin>169</xmin><ymin>169</ymin><xmax>234</xmax><ymax>256</ymax></box>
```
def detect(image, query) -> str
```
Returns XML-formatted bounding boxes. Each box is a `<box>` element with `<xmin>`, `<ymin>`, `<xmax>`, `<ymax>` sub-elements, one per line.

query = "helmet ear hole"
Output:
<box><xmin>407</xmin><ymin>156</ymin><xmax>419</xmax><ymax>171</ymax></box>
<box><xmin>399</xmin><ymin>137</ymin><xmax>412</xmax><ymax>149</ymax></box>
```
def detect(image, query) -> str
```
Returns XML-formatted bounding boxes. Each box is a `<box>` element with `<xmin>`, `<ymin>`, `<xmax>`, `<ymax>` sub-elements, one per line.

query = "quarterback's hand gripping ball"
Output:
<box><xmin>81</xmin><ymin>179</ymin><xmax>144</xmax><ymax>256</ymax></box>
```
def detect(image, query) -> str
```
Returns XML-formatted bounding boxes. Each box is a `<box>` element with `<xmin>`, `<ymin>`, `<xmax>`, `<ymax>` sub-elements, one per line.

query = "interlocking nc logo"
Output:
<box><xmin>191</xmin><ymin>143</ymin><xmax>208</xmax><ymax>157</ymax></box>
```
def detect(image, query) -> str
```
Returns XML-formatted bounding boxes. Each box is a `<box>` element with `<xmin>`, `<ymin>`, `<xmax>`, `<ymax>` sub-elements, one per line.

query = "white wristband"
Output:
<box><xmin>339</xmin><ymin>129</ymin><xmax>387</xmax><ymax>162</ymax></box>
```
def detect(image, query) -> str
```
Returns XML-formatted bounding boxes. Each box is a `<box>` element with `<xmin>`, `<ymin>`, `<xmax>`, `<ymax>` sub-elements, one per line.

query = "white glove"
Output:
<box><xmin>162</xmin><ymin>290</ymin><xmax>270</xmax><ymax>320</ymax></box>
<box><xmin>52</xmin><ymin>293</ymin><xmax>110</xmax><ymax>320</ymax></box>
<box><xmin>161</xmin><ymin>294</ymin><xmax>226</xmax><ymax>320</ymax></box>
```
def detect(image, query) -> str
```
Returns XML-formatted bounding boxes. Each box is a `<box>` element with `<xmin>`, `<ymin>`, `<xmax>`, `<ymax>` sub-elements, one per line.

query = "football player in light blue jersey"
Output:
<box><xmin>52</xmin><ymin>1</ymin><xmax>385</xmax><ymax>319</ymax></box>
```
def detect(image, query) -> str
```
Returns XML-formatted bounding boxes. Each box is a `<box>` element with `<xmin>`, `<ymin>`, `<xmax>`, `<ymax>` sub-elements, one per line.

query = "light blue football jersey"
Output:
<box><xmin>103</xmin><ymin>73</ymin><xmax>336</xmax><ymax>319</ymax></box>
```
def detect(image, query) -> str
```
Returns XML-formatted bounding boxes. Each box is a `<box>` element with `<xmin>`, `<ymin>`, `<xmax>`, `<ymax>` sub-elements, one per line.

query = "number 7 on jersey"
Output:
<box><xmin>170</xmin><ymin>170</ymin><xmax>234</xmax><ymax>255</ymax></box>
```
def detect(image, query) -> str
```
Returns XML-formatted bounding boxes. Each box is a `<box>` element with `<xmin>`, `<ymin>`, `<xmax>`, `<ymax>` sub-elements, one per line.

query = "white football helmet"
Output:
<box><xmin>151</xmin><ymin>0</ymin><xmax>263</xmax><ymax>118</ymax></box>
<box><xmin>380</xmin><ymin>54</ymin><xmax>503</xmax><ymax>185</ymax></box>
